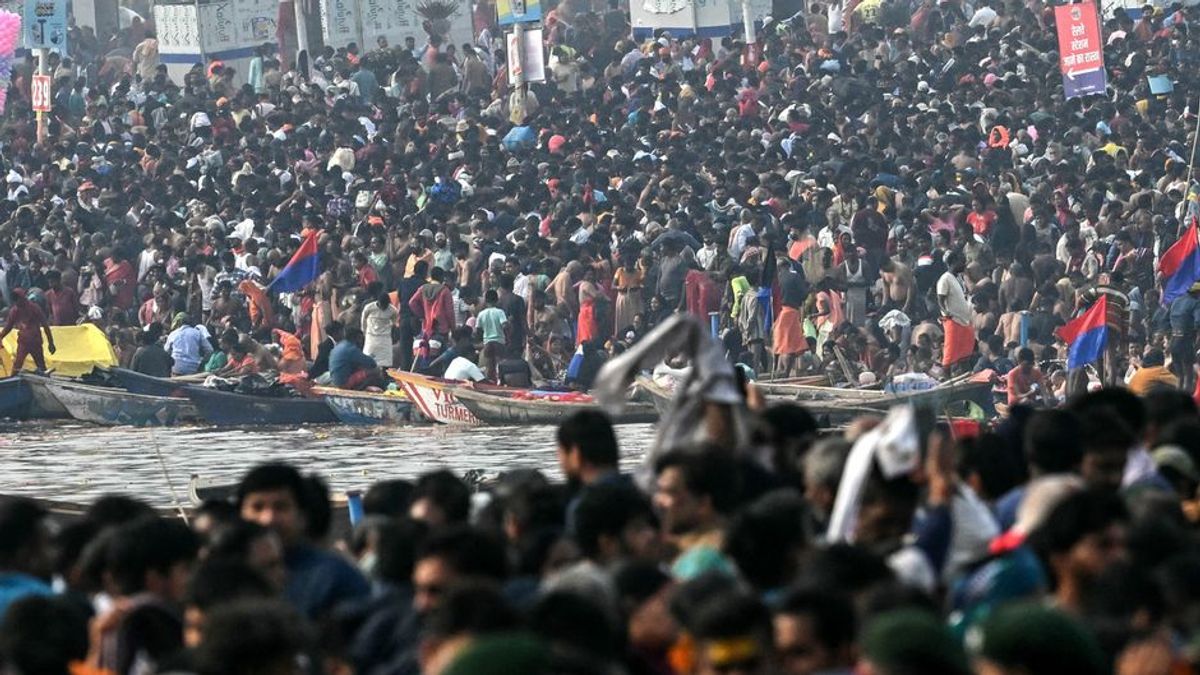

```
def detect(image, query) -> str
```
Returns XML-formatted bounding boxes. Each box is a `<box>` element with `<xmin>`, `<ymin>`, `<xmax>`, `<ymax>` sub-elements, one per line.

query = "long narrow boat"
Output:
<box><xmin>107</xmin><ymin>367</ymin><xmax>198</xmax><ymax>398</ymax></box>
<box><xmin>0</xmin><ymin>377</ymin><xmax>31</xmax><ymax>418</ymax></box>
<box><xmin>314</xmin><ymin>387</ymin><xmax>418</xmax><ymax>425</ymax></box>
<box><xmin>42</xmin><ymin>379</ymin><xmax>200</xmax><ymax>426</ymax></box>
<box><xmin>453</xmin><ymin>386</ymin><xmax>659</xmax><ymax>426</ymax></box>
<box><xmin>388</xmin><ymin>370</ymin><xmax>483</xmax><ymax>425</ymax></box>
<box><xmin>18</xmin><ymin>373</ymin><xmax>70</xmax><ymax>418</ymax></box>
<box><xmin>184</xmin><ymin>386</ymin><xmax>339</xmax><ymax>426</ymax></box>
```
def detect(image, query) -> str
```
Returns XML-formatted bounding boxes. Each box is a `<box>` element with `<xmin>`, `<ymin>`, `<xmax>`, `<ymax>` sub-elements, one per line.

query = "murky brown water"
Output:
<box><xmin>0</xmin><ymin>421</ymin><xmax>655</xmax><ymax>507</ymax></box>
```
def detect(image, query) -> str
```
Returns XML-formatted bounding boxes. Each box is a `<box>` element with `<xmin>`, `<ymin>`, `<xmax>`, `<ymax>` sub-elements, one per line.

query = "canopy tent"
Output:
<box><xmin>0</xmin><ymin>324</ymin><xmax>118</xmax><ymax>377</ymax></box>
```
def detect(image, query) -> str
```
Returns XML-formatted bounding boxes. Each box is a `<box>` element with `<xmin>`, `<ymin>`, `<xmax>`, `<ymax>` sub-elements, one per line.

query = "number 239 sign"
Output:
<box><xmin>32</xmin><ymin>74</ymin><xmax>50</xmax><ymax>112</ymax></box>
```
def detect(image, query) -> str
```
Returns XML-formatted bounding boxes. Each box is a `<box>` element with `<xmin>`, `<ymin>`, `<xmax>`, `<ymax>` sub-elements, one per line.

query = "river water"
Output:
<box><xmin>0</xmin><ymin>421</ymin><xmax>656</xmax><ymax>507</ymax></box>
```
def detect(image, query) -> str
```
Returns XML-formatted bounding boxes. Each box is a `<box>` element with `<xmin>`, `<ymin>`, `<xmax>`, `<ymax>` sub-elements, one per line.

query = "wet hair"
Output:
<box><xmin>724</xmin><ymin>489</ymin><xmax>809</xmax><ymax>590</ymax></box>
<box><xmin>654</xmin><ymin>449</ymin><xmax>743</xmax><ymax>515</ymax></box>
<box><xmin>191</xmin><ymin>600</ymin><xmax>311</xmax><ymax>675</ymax></box>
<box><xmin>423</xmin><ymin>581</ymin><xmax>518</xmax><ymax>642</ymax></box>
<box><xmin>412</xmin><ymin>470</ymin><xmax>471</xmax><ymax>525</ymax></box>
<box><xmin>207</xmin><ymin>521</ymin><xmax>275</xmax><ymax>561</ymax></box>
<box><xmin>0</xmin><ymin>497</ymin><xmax>46</xmax><ymax>569</ymax></box>
<box><xmin>1070</xmin><ymin>388</ymin><xmax>1146</xmax><ymax>438</ymax></box>
<box><xmin>236</xmin><ymin>463</ymin><xmax>306</xmax><ymax>509</ymax></box>
<box><xmin>529</xmin><ymin>590</ymin><xmax>621</xmax><ymax>658</ymax></box>
<box><xmin>84</xmin><ymin>494</ymin><xmax>156</xmax><ymax>527</ymax></box>
<box><xmin>1023</xmin><ymin>410</ymin><xmax>1083</xmax><ymax>474</ymax></box>
<box><xmin>556</xmin><ymin>410</ymin><xmax>619</xmax><ymax>468</ymax></box>
<box><xmin>362</xmin><ymin>479</ymin><xmax>415</xmax><ymax>518</ymax></box>
<box><xmin>573</xmin><ymin>484</ymin><xmax>654</xmax><ymax>560</ymax></box>
<box><xmin>957</xmin><ymin>433</ymin><xmax>1023</xmax><ymax>501</ymax></box>
<box><xmin>0</xmin><ymin>596</ymin><xmax>89</xmax><ymax>675</ymax></box>
<box><xmin>185</xmin><ymin>558</ymin><xmax>275</xmax><ymax>611</ymax></box>
<box><xmin>690</xmin><ymin>588</ymin><xmax>772</xmax><ymax>647</ymax></box>
<box><xmin>416</xmin><ymin>525</ymin><xmax>507</xmax><ymax>580</ymax></box>
<box><xmin>774</xmin><ymin>586</ymin><xmax>857</xmax><ymax>654</ymax></box>
<box><xmin>1028</xmin><ymin>489</ymin><xmax>1128</xmax><ymax>563</ymax></box>
<box><xmin>794</xmin><ymin>543</ymin><xmax>894</xmax><ymax>594</ymax></box>
<box><xmin>105</xmin><ymin>517</ymin><xmax>200</xmax><ymax>595</ymax></box>
<box><xmin>368</xmin><ymin>517</ymin><xmax>427</xmax><ymax>585</ymax></box>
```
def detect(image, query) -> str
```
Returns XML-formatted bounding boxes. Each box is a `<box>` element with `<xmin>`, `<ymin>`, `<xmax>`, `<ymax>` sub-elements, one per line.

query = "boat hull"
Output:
<box><xmin>184</xmin><ymin>386</ymin><xmax>339</xmax><ymax>426</ymax></box>
<box><xmin>453</xmin><ymin>387</ymin><xmax>658</xmax><ymax>426</ymax></box>
<box><xmin>316</xmin><ymin>388</ymin><xmax>418</xmax><ymax>425</ymax></box>
<box><xmin>0</xmin><ymin>377</ymin><xmax>31</xmax><ymax>419</ymax></box>
<box><xmin>43</xmin><ymin>379</ymin><xmax>199</xmax><ymax>426</ymax></box>
<box><xmin>388</xmin><ymin>371</ymin><xmax>481</xmax><ymax>425</ymax></box>
<box><xmin>108</xmin><ymin>368</ymin><xmax>192</xmax><ymax>398</ymax></box>
<box><xmin>19</xmin><ymin>374</ymin><xmax>70</xmax><ymax>418</ymax></box>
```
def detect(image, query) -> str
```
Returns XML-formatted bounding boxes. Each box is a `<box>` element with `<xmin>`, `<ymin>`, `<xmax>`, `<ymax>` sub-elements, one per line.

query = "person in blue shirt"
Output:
<box><xmin>165</xmin><ymin>312</ymin><xmax>213</xmax><ymax>376</ymax></box>
<box><xmin>329</xmin><ymin>327</ymin><xmax>384</xmax><ymax>390</ymax></box>
<box><xmin>0</xmin><ymin>497</ymin><xmax>54</xmax><ymax>621</ymax></box>
<box><xmin>237</xmin><ymin>463</ymin><xmax>369</xmax><ymax>620</ymax></box>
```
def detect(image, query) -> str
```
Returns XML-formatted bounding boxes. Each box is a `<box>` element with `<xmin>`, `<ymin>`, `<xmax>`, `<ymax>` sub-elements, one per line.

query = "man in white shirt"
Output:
<box><xmin>937</xmin><ymin>251</ymin><xmax>976</xmax><ymax>370</ymax></box>
<box><xmin>443</xmin><ymin>355</ymin><xmax>485</xmax><ymax>381</ymax></box>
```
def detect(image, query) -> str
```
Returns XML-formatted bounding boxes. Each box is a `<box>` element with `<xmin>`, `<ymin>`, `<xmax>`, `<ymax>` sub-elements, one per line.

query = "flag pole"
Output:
<box><xmin>1180</xmin><ymin>95</ymin><xmax>1200</xmax><ymax>237</ymax></box>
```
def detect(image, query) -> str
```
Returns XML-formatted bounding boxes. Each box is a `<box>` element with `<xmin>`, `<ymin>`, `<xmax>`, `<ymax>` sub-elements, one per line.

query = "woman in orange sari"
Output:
<box><xmin>576</xmin><ymin>266</ymin><xmax>602</xmax><ymax>345</ymax></box>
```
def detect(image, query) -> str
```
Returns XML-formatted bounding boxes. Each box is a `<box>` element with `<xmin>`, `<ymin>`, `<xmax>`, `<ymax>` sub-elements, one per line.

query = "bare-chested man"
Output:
<box><xmin>880</xmin><ymin>257</ymin><xmax>915</xmax><ymax>314</ymax></box>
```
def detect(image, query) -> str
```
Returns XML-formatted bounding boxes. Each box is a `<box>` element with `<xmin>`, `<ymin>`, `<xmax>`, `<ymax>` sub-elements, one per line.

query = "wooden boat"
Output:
<box><xmin>453</xmin><ymin>386</ymin><xmax>659</xmax><ymax>426</ymax></box>
<box><xmin>388</xmin><ymin>370</ymin><xmax>483</xmax><ymax>425</ymax></box>
<box><xmin>0</xmin><ymin>376</ymin><xmax>31</xmax><ymax>418</ymax></box>
<box><xmin>314</xmin><ymin>387</ymin><xmax>418</xmax><ymax>425</ymax></box>
<box><xmin>18</xmin><ymin>373</ymin><xmax>70</xmax><ymax>418</ymax></box>
<box><xmin>184</xmin><ymin>386</ymin><xmax>339</xmax><ymax>426</ymax></box>
<box><xmin>106</xmin><ymin>367</ymin><xmax>198</xmax><ymax>398</ymax></box>
<box><xmin>42</xmin><ymin>378</ymin><xmax>200</xmax><ymax>426</ymax></box>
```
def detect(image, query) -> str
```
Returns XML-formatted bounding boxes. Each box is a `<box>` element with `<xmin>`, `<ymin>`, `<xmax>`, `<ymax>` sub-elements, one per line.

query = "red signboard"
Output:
<box><xmin>1054</xmin><ymin>1</ymin><xmax>1107</xmax><ymax>98</ymax></box>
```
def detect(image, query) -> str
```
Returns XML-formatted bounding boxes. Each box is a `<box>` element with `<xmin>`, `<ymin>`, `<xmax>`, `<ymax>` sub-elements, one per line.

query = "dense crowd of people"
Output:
<box><xmin>5</xmin><ymin>0</ymin><xmax>1200</xmax><ymax>672</ymax></box>
<box><xmin>5</xmin><ymin>0</ymin><xmax>1200</xmax><ymax>397</ymax></box>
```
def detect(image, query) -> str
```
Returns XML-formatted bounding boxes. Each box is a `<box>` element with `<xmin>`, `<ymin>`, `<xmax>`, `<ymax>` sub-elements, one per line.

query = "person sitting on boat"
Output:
<box><xmin>442</xmin><ymin>335</ymin><xmax>486</xmax><ymax>382</ymax></box>
<box><xmin>165</xmin><ymin>312</ymin><xmax>212</xmax><ymax>376</ymax></box>
<box><xmin>330</xmin><ymin>327</ymin><xmax>385</xmax><ymax>390</ymax></box>
<box><xmin>308</xmin><ymin>321</ymin><xmax>343</xmax><ymax>384</ymax></box>
<box><xmin>218</xmin><ymin>337</ymin><xmax>261</xmax><ymax>378</ymax></box>
<box><xmin>131</xmin><ymin>324</ymin><xmax>173</xmax><ymax>378</ymax></box>
<box><xmin>0</xmin><ymin>287</ymin><xmax>55</xmax><ymax>373</ymax></box>
<box><xmin>425</xmin><ymin>326</ymin><xmax>471</xmax><ymax>378</ymax></box>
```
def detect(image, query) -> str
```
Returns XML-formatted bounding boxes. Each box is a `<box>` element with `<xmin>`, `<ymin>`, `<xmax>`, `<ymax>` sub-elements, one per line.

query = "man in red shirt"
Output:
<box><xmin>0</xmin><ymin>288</ymin><xmax>56</xmax><ymax>372</ymax></box>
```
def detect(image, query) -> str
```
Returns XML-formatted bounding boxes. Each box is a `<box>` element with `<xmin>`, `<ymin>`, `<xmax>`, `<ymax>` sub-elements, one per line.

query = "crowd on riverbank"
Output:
<box><xmin>4</xmin><ymin>0</ymin><xmax>1200</xmax><ymax>671</ymax></box>
<box><xmin>6</xmin><ymin>0</ymin><xmax>1200</xmax><ymax>401</ymax></box>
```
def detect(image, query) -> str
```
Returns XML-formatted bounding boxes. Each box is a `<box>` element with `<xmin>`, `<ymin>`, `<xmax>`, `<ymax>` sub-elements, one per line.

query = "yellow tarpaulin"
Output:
<box><xmin>0</xmin><ymin>324</ymin><xmax>117</xmax><ymax>377</ymax></box>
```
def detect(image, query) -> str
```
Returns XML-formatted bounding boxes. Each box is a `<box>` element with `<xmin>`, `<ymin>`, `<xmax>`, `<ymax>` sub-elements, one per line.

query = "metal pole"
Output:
<box><xmin>35</xmin><ymin>48</ymin><xmax>47</xmax><ymax>145</ymax></box>
<box><xmin>742</xmin><ymin>0</ymin><xmax>755</xmax><ymax>66</ymax></box>
<box><xmin>295</xmin><ymin>0</ymin><xmax>311</xmax><ymax>75</ymax></box>
<box><xmin>1180</xmin><ymin>95</ymin><xmax>1200</xmax><ymax>235</ymax></box>
<box><xmin>690</xmin><ymin>0</ymin><xmax>700</xmax><ymax>37</ymax></box>
<box><xmin>195</xmin><ymin>0</ymin><xmax>207</xmax><ymax>67</ymax></box>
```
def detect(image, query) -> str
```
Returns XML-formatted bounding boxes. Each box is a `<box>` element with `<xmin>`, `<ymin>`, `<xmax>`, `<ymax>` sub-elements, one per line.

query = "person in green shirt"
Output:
<box><xmin>474</xmin><ymin>289</ymin><xmax>509</xmax><ymax>381</ymax></box>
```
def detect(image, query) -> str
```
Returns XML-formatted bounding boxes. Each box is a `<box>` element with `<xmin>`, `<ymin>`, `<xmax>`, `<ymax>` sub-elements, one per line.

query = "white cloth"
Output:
<box><xmin>361</xmin><ymin>303</ymin><xmax>397</xmax><ymax>367</ymax></box>
<box><xmin>937</xmin><ymin>271</ymin><xmax>973</xmax><ymax>324</ymax></box>
<box><xmin>826</xmin><ymin>405</ymin><xmax>920</xmax><ymax>543</ymax></box>
<box><xmin>594</xmin><ymin>314</ymin><xmax>754</xmax><ymax>484</ymax></box>
<box><xmin>444</xmin><ymin>356</ymin><xmax>485</xmax><ymax>381</ymax></box>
